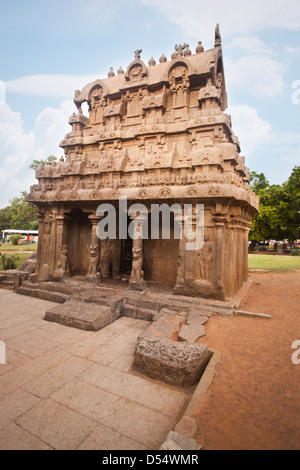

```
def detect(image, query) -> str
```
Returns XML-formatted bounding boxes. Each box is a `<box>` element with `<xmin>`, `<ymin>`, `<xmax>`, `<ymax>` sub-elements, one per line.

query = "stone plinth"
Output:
<box><xmin>134</xmin><ymin>337</ymin><xmax>212</xmax><ymax>387</ymax></box>
<box><xmin>44</xmin><ymin>300</ymin><xmax>116</xmax><ymax>331</ymax></box>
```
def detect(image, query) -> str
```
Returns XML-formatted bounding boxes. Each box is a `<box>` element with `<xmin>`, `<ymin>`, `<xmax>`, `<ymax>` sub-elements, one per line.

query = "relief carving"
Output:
<box><xmin>196</xmin><ymin>236</ymin><xmax>214</xmax><ymax>282</ymax></box>
<box><xmin>54</xmin><ymin>245</ymin><xmax>70</xmax><ymax>280</ymax></box>
<box><xmin>86</xmin><ymin>244</ymin><xmax>101</xmax><ymax>283</ymax></box>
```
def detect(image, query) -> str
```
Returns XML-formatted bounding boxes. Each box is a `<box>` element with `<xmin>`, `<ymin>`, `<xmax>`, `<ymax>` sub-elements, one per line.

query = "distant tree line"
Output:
<box><xmin>0</xmin><ymin>191</ymin><xmax>38</xmax><ymax>233</ymax></box>
<box><xmin>249</xmin><ymin>165</ymin><xmax>300</xmax><ymax>249</ymax></box>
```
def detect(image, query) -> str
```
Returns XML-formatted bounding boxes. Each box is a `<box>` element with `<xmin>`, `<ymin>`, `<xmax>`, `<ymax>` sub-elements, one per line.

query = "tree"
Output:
<box><xmin>249</xmin><ymin>166</ymin><xmax>300</xmax><ymax>247</ymax></box>
<box><xmin>0</xmin><ymin>192</ymin><xmax>38</xmax><ymax>233</ymax></box>
<box><xmin>29</xmin><ymin>155</ymin><xmax>57</xmax><ymax>170</ymax></box>
<box><xmin>250</xmin><ymin>171</ymin><xmax>269</xmax><ymax>192</ymax></box>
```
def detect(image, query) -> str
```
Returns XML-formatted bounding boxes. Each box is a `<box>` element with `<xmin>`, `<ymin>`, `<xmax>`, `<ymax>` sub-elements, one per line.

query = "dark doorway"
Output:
<box><xmin>120</xmin><ymin>216</ymin><xmax>133</xmax><ymax>274</ymax></box>
<box><xmin>67</xmin><ymin>209</ymin><xmax>91</xmax><ymax>276</ymax></box>
<box><xmin>120</xmin><ymin>237</ymin><xmax>133</xmax><ymax>274</ymax></box>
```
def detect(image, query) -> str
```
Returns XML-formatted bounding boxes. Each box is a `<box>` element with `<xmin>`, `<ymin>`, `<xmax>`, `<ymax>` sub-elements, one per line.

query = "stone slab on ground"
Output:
<box><xmin>160</xmin><ymin>431</ymin><xmax>202</xmax><ymax>451</ymax></box>
<box><xmin>44</xmin><ymin>300</ymin><xmax>116</xmax><ymax>331</ymax></box>
<box><xmin>142</xmin><ymin>317</ymin><xmax>182</xmax><ymax>341</ymax></box>
<box><xmin>134</xmin><ymin>337</ymin><xmax>212</xmax><ymax>387</ymax></box>
<box><xmin>179</xmin><ymin>324</ymin><xmax>206</xmax><ymax>342</ymax></box>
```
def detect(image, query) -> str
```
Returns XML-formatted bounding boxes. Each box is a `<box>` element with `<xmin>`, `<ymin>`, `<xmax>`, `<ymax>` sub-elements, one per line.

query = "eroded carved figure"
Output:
<box><xmin>196</xmin><ymin>236</ymin><xmax>214</xmax><ymax>282</ymax></box>
<box><xmin>176</xmin><ymin>251</ymin><xmax>185</xmax><ymax>286</ymax></box>
<box><xmin>131</xmin><ymin>241</ymin><xmax>144</xmax><ymax>283</ymax></box>
<box><xmin>87</xmin><ymin>244</ymin><xmax>100</xmax><ymax>276</ymax></box>
<box><xmin>54</xmin><ymin>245</ymin><xmax>70</xmax><ymax>279</ymax></box>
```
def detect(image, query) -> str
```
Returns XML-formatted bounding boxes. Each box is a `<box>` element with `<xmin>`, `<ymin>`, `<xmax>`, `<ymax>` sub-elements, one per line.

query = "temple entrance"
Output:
<box><xmin>120</xmin><ymin>237</ymin><xmax>133</xmax><ymax>274</ymax></box>
<box><xmin>67</xmin><ymin>209</ymin><xmax>92</xmax><ymax>276</ymax></box>
<box><xmin>144</xmin><ymin>213</ymin><xmax>180</xmax><ymax>286</ymax></box>
<box><xmin>120</xmin><ymin>217</ymin><xmax>133</xmax><ymax>274</ymax></box>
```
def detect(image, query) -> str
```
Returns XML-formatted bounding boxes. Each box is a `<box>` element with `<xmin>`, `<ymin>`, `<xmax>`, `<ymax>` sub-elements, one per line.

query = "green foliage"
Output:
<box><xmin>0</xmin><ymin>191</ymin><xmax>38</xmax><ymax>232</ymax></box>
<box><xmin>250</xmin><ymin>171</ymin><xmax>269</xmax><ymax>192</ymax></box>
<box><xmin>250</xmin><ymin>166</ymin><xmax>300</xmax><ymax>242</ymax></box>
<box><xmin>10</xmin><ymin>234</ymin><xmax>23</xmax><ymax>246</ymax></box>
<box><xmin>29</xmin><ymin>155</ymin><xmax>57</xmax><ymax>170</ymax></box>
<box><xmin>1</xmin><ymin>254</ymin><xmax>19</xmax><ymax>270</ymax></box>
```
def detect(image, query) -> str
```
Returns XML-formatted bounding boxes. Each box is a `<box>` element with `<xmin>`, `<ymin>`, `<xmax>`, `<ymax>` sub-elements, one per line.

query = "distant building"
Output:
<box><xmin>1</xmin><ymin>229</ymin><xmax>39</xmax><ymax>242</ymax></box>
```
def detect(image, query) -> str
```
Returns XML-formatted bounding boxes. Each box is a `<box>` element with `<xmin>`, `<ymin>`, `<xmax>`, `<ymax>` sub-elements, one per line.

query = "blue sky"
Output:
<box><xmin>0</xmin><ymin>0</ymin><xmax>299</xmax><ymax>208</ymax></box>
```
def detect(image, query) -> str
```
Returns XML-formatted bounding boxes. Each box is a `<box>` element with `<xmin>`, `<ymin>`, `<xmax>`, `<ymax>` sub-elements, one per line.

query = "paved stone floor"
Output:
<box><xmin>0</xmin><ymin>288</ymin><xmax>189</xmax><ymax>450</ymax></box>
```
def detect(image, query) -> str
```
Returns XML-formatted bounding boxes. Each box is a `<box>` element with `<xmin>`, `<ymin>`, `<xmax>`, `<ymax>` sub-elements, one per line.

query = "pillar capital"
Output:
<box><xmin>213</xmin><ymin>216</ymin><xmax>227</xmax><ymax>226</ymax></box>
<box><xmin>88</xmin><ymin>214</ymin><xmax>103</xmax><ymax>224</ymax></box>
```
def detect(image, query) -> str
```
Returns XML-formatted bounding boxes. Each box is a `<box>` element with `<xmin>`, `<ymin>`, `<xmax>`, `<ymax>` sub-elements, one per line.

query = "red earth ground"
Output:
<box><xmin>196</xmin><ymin>270</ymin><xmax>300</xmax><ymax>450</ymax></box>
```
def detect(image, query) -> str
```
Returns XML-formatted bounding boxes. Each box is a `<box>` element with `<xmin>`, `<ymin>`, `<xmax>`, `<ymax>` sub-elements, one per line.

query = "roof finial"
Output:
<box><xmin>159</xmin><ymin>54</ymin><xmax>167</xmax><ymax>63</ymax></box>
<box><xmin>215</xmin><ymin>24</ymin><xmax>222</xmax><ymax>47</ymax></box>
<box><xmin>134</xmin><ymin>49</ymin><xmax>142</xmax><ymax>60</ymax></box>
<box><xmin>108</xmin><ymin>67</ymin><xmax>115</xmax><ymax>78</ymax></box>
<box><xmin>148</xmin><ymin>57</ymin><xmax>156</xmax><ymax>67</ymax></box>
<box><xmin>196</xmin><ymin>41</ymin><xmax>204</xmax><ymax>54</ymax></box>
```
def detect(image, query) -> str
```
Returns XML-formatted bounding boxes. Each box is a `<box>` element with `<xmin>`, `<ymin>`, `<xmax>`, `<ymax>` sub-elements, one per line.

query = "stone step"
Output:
<box><xmin>16</xmin><ymin>286</ymin><xmax>69</xmax><ymax>304</ymax></box>
<box><xmin>122</xmin><ymin>304</ymin><xmax>156</xmax><ymax>322</ymax></box>
<box><xmin>39</xmin><ymin>282</ymin><xmax>75</xmax><ymax>296</ymax></box>
<box><xmin>123</xmin><ymin>296</ymin><xmax>159</xmax><ymax>312</ymax></box>
<box><xmin>21</xmin><ymin>281</ymin><xmax>75</xmax><ymax>296</ymax></box>
<box><xmin>0</xmin><ymin>279</ymin><xmax>13</xmax><ymax>287</ymax></box>
<box><xmin>44</xmin><ymin>300</ymin><xmax>116</xmax><ymax>331</ymax></box>
<box><xmin>71</xmin><ymin>291</ymin><xmax>117</xmax><ymax>308</ymax></box>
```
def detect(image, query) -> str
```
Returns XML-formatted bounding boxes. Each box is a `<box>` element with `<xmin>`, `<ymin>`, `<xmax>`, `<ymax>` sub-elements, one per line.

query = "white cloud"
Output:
<box><xmin>0</xmin><ymin>81</ymin><xmax>5</xmax><ymax>105</ymax></box>
<box><xmin>34</xmin><ymin>100</ymin><xmax>75</xmax><ymax>152</ymax></box>
<box><xmin>225</xmin><ymin>55</ymin><xmax>285</xmax><ymax>97</ymax></box>
<box><xmin>284</xmin><ymin>45</ymin><xmax>300</xmax><ymax>54</ymax></box>
<box><xmin>0</xmin><ymin>100</ymin><xmax>76</xmax><ymax>208</ymax></box>
<box><xmin>6</xmin><ymin>74</ymin><xmax>103</xmax><ymax>99</ymax></box>
<box><xmin>140</xmin><ymin>0</ymin><xmax>300</xmax><ymax>43</ymax></box>
<box><xmin>228</xmin><ymin>104</ymin><xmax>273</xmax><ymax>155</ymax></box>
<box><xmin>227</xmin><ymin>37</ymin><xmax>274</xmax><ymax>55</ymax></box>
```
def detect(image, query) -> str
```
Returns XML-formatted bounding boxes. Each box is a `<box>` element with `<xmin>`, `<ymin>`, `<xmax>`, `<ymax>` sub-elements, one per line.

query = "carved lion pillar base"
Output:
<box><xmin>52</xmin><ymin>214</ymin><xmax>71</xmax><ymax>282</ymax></box>
<box><xmin>86</xmin><ymin>272</ymin><xmax>101</xmax><ymax>285</ymax></box>
<box><xmin>129</xmin><ymin>215</ymin><xmax>148</xmax><ymax>292</ymax></box>
<box><xmin>86</xmin><ymin>215</ymin><xmax>102</xmax><ymax>285</ymax></box>
<box><xmin>128</xmin><ymin>278</ymin><xmax>148</xmax><ymax>292</ymax></box>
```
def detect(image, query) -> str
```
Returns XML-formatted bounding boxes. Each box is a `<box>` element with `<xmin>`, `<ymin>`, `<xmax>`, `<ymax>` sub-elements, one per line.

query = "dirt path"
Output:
<box><xmin>196</xmin><ymin>270</ymin><xmax>300</xmax><ymax>450</ymax></box>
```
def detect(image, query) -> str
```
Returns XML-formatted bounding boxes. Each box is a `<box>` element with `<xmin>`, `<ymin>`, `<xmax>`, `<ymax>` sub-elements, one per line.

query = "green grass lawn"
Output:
<box><xmin>0</xmin><ymin>243</ymin><xmax>38</xmax><ymax>252</ymax></box>
<box><xmin>0</xmin><ymin>252</ymin><xmax>29</xmax><ymax>271</ymax></box>
<box><xmin>249</xmin><ymin>254</ymin><xmax>300</xmax><ymax>271</ymax></box>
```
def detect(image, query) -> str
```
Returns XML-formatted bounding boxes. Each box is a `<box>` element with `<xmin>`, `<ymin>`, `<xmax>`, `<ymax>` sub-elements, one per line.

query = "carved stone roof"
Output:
<box><xmin>74</xmin><ymin>47</ymin><xmax>227</xmax><ymax>111</ymax></box>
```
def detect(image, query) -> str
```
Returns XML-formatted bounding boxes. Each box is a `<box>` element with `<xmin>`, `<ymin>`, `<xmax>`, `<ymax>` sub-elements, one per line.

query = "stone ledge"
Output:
<box><xmin>133</xmin><ymin>337</ymin><xmax>212</xmax><ymax>387</ymax></box>
<box><xmin>172</xmin><ymin>350</ymin><xmax>222</xmax><ymax>449</ymax></box>
<box><xmin>44</xmin><ymin>300</ymin><xmax>117</xmax><ymax>331</ymax></box>
<box><xmin>234</xmin><ymin>309</ymin><xmax>272</xmax><ymax>320</ymax></box>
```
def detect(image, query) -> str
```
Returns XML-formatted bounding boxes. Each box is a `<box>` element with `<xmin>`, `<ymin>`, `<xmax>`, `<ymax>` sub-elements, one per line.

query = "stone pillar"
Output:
<box><xmin>225</xmin><ymin>223</ymin><xmax>236</xmax><ymax>298</ymax></box>
<box><xmin>174</xmin><ymin>212</ymin><xmax>198</xmax><ymax>294</ymax></box>
<box><xmin>49</xmin><ymin>207</ymin><xmax>58</xmax><ymax>276</ymax></box>
<box><xmin>243</xmin><ymin>223</ymin><xmax>251</xmax><ymax>282</ymax></box>
<box><xmin>213</xmin><ymin>217</ymin><xmax>226</xmax><ymax>295</ymax></box>
<box><xmin>35</xmin><ymin>210</ymin><xmax>45</xmax><ymax>276</ymax></box>
<box><xmin>129</xmin><ymin>214</ymin><xmax>147</xmax><ymax>292</ymax></box>
<box><xmin>86</xmin><ymin>215</ymin><xmax>102</xmax><ymax>284</ymax></box>
<box><xmin>38</xmin><ymin>209</ymin><xmax>55</xmax><ymax>282</ymax></box>
<box><xmin>53</xmin><ymin>214</ymin><xmax>71</xmax><ymax>280</ymax></box>
<box><xmin>174</xmin><ymin>214</ymin><xmax>187</xmax><ymax>288</ymax></box>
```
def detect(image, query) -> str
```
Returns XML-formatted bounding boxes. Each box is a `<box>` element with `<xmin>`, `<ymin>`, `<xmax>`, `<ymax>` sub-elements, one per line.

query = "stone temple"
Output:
<box><xmin>25</xmin><ymin>25</ymin><xmax>259</xmax><ymax>303</ymax></box>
